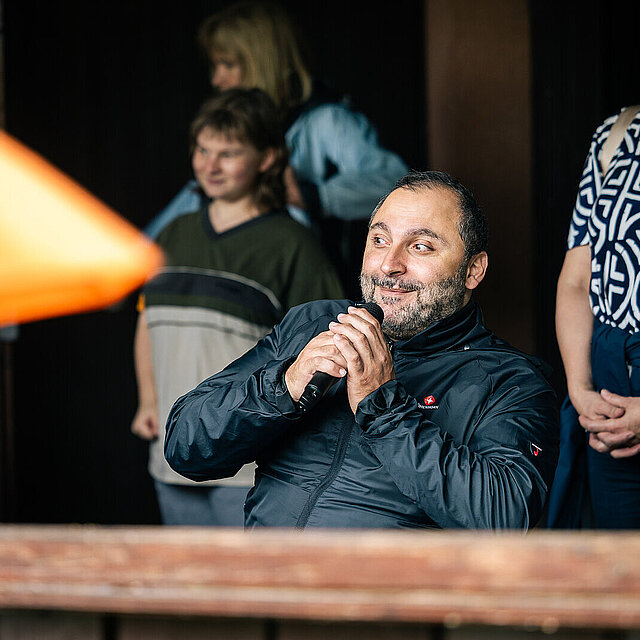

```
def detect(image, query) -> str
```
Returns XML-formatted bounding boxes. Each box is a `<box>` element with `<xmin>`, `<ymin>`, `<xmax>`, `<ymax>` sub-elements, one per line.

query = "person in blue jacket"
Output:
<box><xmin>145</xmin><ymin>0</ymin><xmax>408</xmax><ymax>276</ymax></box>
<box><xmin>164</xmin><ymin>171</ymin><xmax>559</xmax><ymax>530</ymax></box>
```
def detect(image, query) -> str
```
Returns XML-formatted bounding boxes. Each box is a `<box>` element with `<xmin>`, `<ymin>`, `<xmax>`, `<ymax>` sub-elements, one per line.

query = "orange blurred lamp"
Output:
<box><xmin>0</xmin><ymin>130</ymin><xmax>163</xmax><ymax>326</ymax></box>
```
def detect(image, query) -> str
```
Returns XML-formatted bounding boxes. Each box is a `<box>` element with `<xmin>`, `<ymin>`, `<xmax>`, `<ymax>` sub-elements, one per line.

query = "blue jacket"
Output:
<box><xmin>165</xmin><ymin>299</ymin><xmax>559</xmax><ymax>529</ymax></box>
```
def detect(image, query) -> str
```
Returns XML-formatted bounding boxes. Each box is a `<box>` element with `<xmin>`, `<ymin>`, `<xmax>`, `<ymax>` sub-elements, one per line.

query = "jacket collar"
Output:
<box><xmin>392</xmin><ymin>299</ymin><xmax>491</xmax><ymax>356</ymax></box>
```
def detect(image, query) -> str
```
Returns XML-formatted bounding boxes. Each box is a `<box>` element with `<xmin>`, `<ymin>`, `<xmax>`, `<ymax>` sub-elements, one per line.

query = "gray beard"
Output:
<box><xmin>360</xmin><ymin>265</ymin><xmax>468</xmax><ymax>340</ymax></box>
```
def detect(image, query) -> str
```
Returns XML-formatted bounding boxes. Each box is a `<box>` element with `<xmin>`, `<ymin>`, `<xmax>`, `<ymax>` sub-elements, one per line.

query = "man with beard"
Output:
<box><xmin>165</xmin><ymin>171</ymin><xmax>559</xmax><ymax>529</ymax></box>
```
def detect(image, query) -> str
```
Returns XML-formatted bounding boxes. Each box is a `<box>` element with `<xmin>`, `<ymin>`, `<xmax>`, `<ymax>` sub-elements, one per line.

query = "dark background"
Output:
<box><xmin>1</xmin><ymin>0</ymin><xmax>639</xmax><ymax>524</ymax></box>
<box><xmin>2</xmin><ymin>0</ymin><xmax>425</xmax><ymax>524</ymax></box>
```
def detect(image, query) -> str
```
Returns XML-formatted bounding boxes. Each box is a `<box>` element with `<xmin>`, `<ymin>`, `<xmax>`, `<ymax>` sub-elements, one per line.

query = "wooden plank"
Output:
<box><xmin>0</xmin><ymin>526</ymin><xmax>638</xmax><ymax>630</ymax></box>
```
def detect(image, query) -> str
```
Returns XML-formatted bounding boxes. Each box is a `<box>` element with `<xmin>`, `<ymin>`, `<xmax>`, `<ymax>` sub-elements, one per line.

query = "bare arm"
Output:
<box><xmin>131</xmin><ymin>313</ymin><xmax>159</xmax><ymax>441</ymax></box>
<box><xmin>556</xmin><ymin>245</ymin><xmax>622</xmax><ymax>421</ymax></box>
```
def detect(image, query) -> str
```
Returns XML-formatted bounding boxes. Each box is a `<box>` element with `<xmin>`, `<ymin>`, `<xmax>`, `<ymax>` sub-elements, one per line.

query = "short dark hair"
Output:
<box><xmin>190</xmin><ymin>88</ymin><xmax>288</xmax><ymax>213</ymax></box>
<box><xmin>371</xmin><ymin>170</ymin><xmax>489</xmax><ymax>263</ymax></box>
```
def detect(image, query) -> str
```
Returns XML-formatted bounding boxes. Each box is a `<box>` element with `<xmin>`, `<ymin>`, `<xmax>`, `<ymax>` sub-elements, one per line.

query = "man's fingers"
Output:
<box><xmin>330</xmin><ymin>320</ymin><xmax>375</xmax><ymax>363</ymax></box>
<box><xmin>334</xmin><ymin>311</ymin><xmax>377</xmax><ymax>336</ymax></box>
<box><xmin>329</xmin><ymin>307</ymin><xmax>388</xmax><ymax>361</ymax></box>
<box><xmin>308</xmin><ymin>353</ymin><xmax>348</xmax><ymax>378</ymax></box>
<box><xmin>284</xmin><ymin>331</ymin><xmax>348</xmax><ymax>402</ymax></box>
<box><xmin>337</xmin><ymin>308</ymin><xmax>386</xmax><ymax>345</ymax></box>
<box><xmin>329</xmin><ymin>308</ymin><xmax>395</xmax><ymax>414</ymax></box>
<box><xmin>302</xmin><ymin>332</ymin><xmax>349</xmax><ymax>370</ymax></box>
<box><xmin>332</xmin><ymin>332</ymin><xmax>363</xmax><ymax>373</ymax></box>
<box><xmin>306</xmin><ymin>330</ymin><xmax>339</xmax><ymax>349</ymax></box>
<box><xmin>347</xmin><ymin>305</ymin><xmax>382</xmax><ymax>328</ymax></box>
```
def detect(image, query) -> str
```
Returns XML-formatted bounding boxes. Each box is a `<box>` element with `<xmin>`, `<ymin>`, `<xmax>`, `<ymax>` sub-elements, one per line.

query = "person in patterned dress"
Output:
<box><xmin>550</xmin><ymin>106</ymin><xmax>640</xmax><ymax>528</ymax></box>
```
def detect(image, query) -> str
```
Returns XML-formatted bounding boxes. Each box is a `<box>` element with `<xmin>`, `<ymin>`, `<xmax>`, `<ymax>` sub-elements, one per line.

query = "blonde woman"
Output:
<box><xmin>145</xmin><ymin>1</ymin><xmax>407</xmax><ymax>239</ymax></box>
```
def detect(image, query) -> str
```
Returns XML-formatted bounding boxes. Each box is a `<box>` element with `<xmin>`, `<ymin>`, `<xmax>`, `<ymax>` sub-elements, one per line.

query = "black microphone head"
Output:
<box><xmin>354</xmin><ymin>301</ymin><xmax>384</xmax><ymax>324</ymax></box>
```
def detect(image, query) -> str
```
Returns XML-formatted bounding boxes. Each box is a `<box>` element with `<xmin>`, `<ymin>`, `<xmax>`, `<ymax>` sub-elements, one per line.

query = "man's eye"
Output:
<box><xmin>197</xmin><ymin>147</ymin><xmax>208</xmax><ymax>157</ymax></box>
<box><xmin>414</xmin><ymin>242</ymin><xmax>433</xmax><ymax>252</ymax></box>
<box><xmin>372</xmin><ymin>236</ymin><xmax>387</xmax><ymax>246</ymax></box>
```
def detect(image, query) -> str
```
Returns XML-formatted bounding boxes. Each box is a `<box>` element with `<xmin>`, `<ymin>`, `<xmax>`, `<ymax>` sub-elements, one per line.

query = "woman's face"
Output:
<box><xmin>210</xmin><ymin>50</ymin><xmax>243</xmax><ymax>90</ymax></box>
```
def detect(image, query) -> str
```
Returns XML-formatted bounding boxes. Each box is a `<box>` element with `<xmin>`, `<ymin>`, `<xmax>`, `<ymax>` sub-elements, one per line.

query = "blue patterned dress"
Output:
<box><xmin>569</xmin><ymin>111</ymin><xmax>640</xmax><ymax>331</ymax></box>
<box><xmin>548</xmin><ymin>109</ymin><xmax>640</xmax><ymax>529</ymax></box>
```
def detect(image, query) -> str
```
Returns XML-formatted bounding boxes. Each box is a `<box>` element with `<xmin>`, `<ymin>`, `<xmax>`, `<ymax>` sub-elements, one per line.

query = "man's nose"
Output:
<box><xmin>380</xmin><ymin>246</ymin><xmax>406</xmax><ymax>276</ymax></box>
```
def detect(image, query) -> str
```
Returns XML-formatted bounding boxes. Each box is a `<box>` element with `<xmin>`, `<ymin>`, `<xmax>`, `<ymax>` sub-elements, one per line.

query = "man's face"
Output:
<box><xmin>360</xmin><ymin>186</ymin><xmax>470</xmax><ymax>340</ymax></box>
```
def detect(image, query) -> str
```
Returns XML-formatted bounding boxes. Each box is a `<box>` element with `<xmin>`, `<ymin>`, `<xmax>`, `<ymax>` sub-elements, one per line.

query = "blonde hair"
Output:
<box><xmin>198</xmin><ymin>1</ymin><xmax>312</xmax><ymax>115</ymax></box>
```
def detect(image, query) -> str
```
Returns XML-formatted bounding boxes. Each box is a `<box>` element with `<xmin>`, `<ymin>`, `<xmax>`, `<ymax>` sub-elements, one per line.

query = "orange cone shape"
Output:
<box><xmin>0</xmin><ymin>130</ymin><xmax>164</xmax><ymax>326</ymax></box>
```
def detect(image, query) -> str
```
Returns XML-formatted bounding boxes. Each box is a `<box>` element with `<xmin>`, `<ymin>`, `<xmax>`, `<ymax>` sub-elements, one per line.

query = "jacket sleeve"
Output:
<box><xmin>296</xmin><ymin>104</ymin><xmax>408</xmax><ymax>220</ymax></box>
<box><xmin>144</xmin><ymin>180</ymin><xmax>203</xmax><ymax>239</ymax></box>
<box><xmin>355</xmin><ymin>372</ymin><xmax>559</xmax><ymax>530</ymax></box>
<box><xmin>163</xmin><ymin>319</ymin><xmax>304</xmax><ymax>482</ymax></box>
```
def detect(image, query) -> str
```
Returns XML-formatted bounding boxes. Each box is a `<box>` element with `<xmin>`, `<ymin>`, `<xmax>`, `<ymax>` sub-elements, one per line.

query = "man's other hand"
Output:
<box><xmin>329</xmin><ymin>305</ymin><xmax>395</xmax><ymax>414</ymax></box>
<box><xmin>284</xmin><ymin>330</ymin><xmax>348</xmax><ymax>403</ymax></box>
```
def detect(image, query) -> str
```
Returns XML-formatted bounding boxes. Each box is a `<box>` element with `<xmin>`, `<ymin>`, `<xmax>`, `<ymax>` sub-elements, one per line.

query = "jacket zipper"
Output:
<box><xmin>295</xmin><ymin>338</ymin><xmax>395</xmax><ymax>529</ymax></box>
<box><xmin>295</xmin><ymin>418</ymin><xmax>353</xmax><ymax>529</ymax></box>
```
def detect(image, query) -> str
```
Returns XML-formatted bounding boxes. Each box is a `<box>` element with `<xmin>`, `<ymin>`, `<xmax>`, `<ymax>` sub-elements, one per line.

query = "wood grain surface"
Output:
<box><xmin>0</xmin><ymin>526</ymin><xmax>637</xmax><ymax>630</ymax></box>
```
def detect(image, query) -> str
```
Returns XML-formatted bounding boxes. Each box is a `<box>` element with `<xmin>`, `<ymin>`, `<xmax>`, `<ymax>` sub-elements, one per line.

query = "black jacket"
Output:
<box><xmin>165</xmin><ymin>299</ymin><xmax>559</xmax><ymax>529</ymax></box>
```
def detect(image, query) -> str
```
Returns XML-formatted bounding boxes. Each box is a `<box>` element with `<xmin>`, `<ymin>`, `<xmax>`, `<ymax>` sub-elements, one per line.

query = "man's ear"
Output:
<box><xmin>259</xmin><ymin>148</ymin><xmax>277</xmax><ymax>172</ymax></box>
<box><xmin>465</xmin><ymin>251</ymin><xmax>488</xmax><ymax>291</ymax></box>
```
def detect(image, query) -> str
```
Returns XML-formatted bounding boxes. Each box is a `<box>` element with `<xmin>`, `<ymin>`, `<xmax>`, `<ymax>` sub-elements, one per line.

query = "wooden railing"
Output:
<box><xmin>0</xmin><ymin>525</ymin><xmax>638</xmax><ymax>638</ymax></box>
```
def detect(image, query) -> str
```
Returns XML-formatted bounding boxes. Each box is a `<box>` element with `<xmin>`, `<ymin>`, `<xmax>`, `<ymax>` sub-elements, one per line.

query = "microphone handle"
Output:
<box><xmin>296</xmin><ymin>371</ymin><xmax>337</xmax><ymax>411</ymax></box>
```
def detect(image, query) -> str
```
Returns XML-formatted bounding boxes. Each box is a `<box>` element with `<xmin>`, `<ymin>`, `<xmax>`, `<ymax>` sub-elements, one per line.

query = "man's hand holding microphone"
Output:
<box><xmin>284</xmin><ymin>302</ymin><xmax>395</xmax><ymax>414</ymax></box>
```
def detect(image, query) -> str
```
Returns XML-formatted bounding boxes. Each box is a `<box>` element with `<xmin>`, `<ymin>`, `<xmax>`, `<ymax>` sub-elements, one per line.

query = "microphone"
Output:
<box><xmin>296</xmin><ymin>301</ymin><xmax>384</xmax><ymax>411</ymax></box>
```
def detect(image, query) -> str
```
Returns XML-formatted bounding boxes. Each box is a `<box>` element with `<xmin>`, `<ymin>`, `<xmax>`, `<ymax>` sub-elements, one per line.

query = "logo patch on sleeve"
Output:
<box><xmin>530</xmin><ymin>443</ymin><xmax>542</xmax><ymax>457</ymax></box>
<box><xmin>418</xmin><ymin>395</ymin><xmax>439</xmax><ymax>410</ymax></box>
